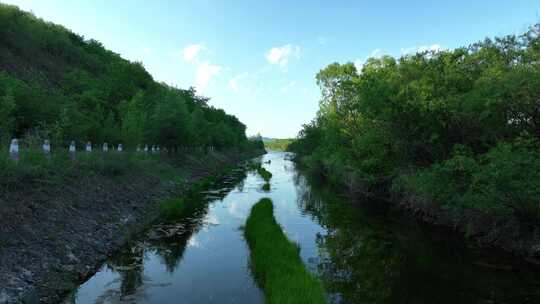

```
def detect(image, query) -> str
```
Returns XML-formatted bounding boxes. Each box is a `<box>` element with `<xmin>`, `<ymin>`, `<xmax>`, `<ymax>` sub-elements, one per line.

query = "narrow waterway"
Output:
<box><xmin>66</xmin><ymin>151</ymin><xmax>540</xmax><ymax>304</ymax></box>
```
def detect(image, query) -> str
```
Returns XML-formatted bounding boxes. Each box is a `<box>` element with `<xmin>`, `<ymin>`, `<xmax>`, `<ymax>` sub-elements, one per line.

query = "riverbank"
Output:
<box><xmin>397</xmin><ymin>196</ymin><xmax>540</xmax><ymax>264</ymax></box>
<box><xmin>0</xmin><ymin>149</ymin><xmax>264</xmax><ymax>304</ymax></box>
<box><xmin>292</xmin><ymin>157</ymin><xmax>540</xmax><ymax>265</ymax></box>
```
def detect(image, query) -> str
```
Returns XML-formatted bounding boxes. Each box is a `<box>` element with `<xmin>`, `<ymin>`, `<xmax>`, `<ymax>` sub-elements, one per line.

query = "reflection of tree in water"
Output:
<box><xmin>294</xmin><ymin>172</ymin><xmax>402</xmax><ymax>303</ymax></box>
<box><xmin>150</xmin><ymin>168</ymin><xmax>248</xmax><ymax>272</ymax></box>
<box><xmin>282</xmin><ymin>153</ymin><xmax>297</xmax><ymax>173</ymax></box>
<box><xmin>150</xmin><ymin>201</ymin><xmax>209</xmax><ymax>273</ymax></box>
<box><xmin>234</xmin><ymin>177</ymin><xmax>246</xmax><ymax>192</ymax></box>
<box><xmin>99</xmin><ymin>167</ymin><xmax>248</xmax><ymax>298</ymax></box>
<box><xmin>106</xmin><ymin>243</ymin><xmax>146</xmax><ymax>298</ymax></box>
<box><xmin>294</xmin><ymin>170</ymin><xmax>540</xmax><ymax>304</ymax></box>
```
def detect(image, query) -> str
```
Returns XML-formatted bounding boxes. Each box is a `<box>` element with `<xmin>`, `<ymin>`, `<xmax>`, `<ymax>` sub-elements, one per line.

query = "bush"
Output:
<box><xmin>396</xmin><ymin>138</ymin><xmax>540</xmax><ymax>220</ymax></box>
<box><xmin>291</xmin><ymin>24</ymin><xmax>540</xmax><ymax>223</ymax></box>
<box><xmin>465</xmin><ymin>138</ymin><xmax>540</xmax><ymax>219</ymax></box>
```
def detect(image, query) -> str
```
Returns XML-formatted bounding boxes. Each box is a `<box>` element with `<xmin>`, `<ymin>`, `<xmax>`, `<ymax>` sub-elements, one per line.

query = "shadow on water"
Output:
<box><xmin>293</xmin><ymin>170</ymin><xmax>540</xmax><ymax>304</ymax></box>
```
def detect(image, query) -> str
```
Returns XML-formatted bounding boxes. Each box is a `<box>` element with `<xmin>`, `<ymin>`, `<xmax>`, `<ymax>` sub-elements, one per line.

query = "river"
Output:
<box><xmin>65</xmin><ymin>151</ymin><xmax>540</xmax><ymax>303</ymax></box>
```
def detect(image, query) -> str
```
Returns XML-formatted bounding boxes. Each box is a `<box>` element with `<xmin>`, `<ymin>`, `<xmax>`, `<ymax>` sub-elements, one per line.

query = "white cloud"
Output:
<box><xmin>266</xmin><ymin>44</ymin><xmax>301</xmax><ymax>69</ymax></box>
<box><xmin>354</xmin><ymin>48</ymin><xmax>386</xmax><ymax>72</ymax></box>
<box><xmin>228</xmin><ymin>200</ymin><xmax>248</xmax><ymax>218</ymax></box>
<box><xmin>280</xmin><ymin>81</ymin><xmax>296</xmax><ymax>94</ymax></box>
<box><xmin>229</xmin><ymin>73</ymin><xmax>248</xmax><ymax>92</ymax></box>
<box><xmin>401</xmin><ymin>44</ymin><xmax>442</xmax><ymax>55</ymax></box>
<box><xmin>354</xmin><ymin>59</ymin><xmax>365</xmax><ymax>72</ymax></box>
<box><xmin>317</xmin><ymin>36</ymin><xmax>327</xmax><ymax>45</ymax></box>
<box><xmin>205</xmin><ymin>214</ymin><xmax>220</xmax><ymax>225</ymax></box>
<box><xmin>143</xmin><ymin>47</ymin><xmax>151</xmax><ymax>55</ymax></box>
<box><xmin>182</xmin><ymin>44</ymin><xmax>205</xmax><ymax>62</ymax></box>
<box><xmin>195</xmin><ymin>61</ymin><xmax>222</xmax><ymax>92</ymax></box>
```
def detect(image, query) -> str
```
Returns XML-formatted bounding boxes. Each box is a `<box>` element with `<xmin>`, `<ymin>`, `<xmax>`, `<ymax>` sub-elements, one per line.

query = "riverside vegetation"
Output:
<box><xmin>289</xmin><ymin>25</ymin><xmax>540</xmax><ymax>235</ymax></box>
<box><xmin>244</xmin><ymin>198</ymin><xmax>326</xmax><ymax>304</ymax></box>
<box><xmin>0</xmin><ymin>3</ymin><xmax>264</xmax><ymax>157</ymax></box>
<box><xmin>0</xmin><ymin>147</ymin><xmax>262</xmax><ymax>303</ymax></box>
<box><xmin>0</xmin><ymin>2</ymin><xmax>265</xmax><ymax>197</ymax></box>
<box><xmin>0</xmin><ymin>4</ymin><xmax>265</xmax><ymax>303</ymax></box>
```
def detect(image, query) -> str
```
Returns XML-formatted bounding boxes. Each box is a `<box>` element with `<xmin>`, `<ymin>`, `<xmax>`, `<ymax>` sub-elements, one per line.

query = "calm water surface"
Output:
<box><xmin>66</xmin><ymin>151</ymin><xmax>540</xmax><ymax>304</ymax></box>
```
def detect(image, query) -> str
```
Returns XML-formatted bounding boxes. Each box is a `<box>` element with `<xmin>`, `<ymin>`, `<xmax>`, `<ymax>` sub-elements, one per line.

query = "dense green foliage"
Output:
<box><xmin>244</xmin><ymin>198</ymin><xmax>326</xmax><ymax>304</ymax></box>
<box><xmin>264</xmin><ymin>138</ymin><xmax>294</xmax><ymax>151</ymax></box>
<box><xmin>290</xmin><ymin>24</ymin><xmax>540</xmax><ymax>220</ymax></box>
<box><xmin>0</xmin><ymin>4</ymin><xmax>262</xmax><ymax>152</ymax></box>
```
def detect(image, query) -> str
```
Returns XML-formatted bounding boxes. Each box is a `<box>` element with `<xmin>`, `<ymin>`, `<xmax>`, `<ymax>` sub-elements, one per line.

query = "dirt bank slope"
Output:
<box><xmin>0</xmin><ymin>150</ymin><xmax>264</xmax><ymax>303</ymax></box>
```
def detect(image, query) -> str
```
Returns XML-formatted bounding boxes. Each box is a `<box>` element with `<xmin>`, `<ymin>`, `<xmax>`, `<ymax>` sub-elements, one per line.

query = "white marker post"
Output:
<box><xmin>86</xmin><ymin>142</ymin><xmax>92</xmax><ymax>153</ymax></box>
<box><xmin>151</xmin><ymin>145</ymin><xmax>156</xmax><ymax>154</ymax></box>
<box><xmin>43</xmin><ymin>140</ymin><xmax>51</xmax><ymax>157</ymax></box>
<box><xmin>103</xmin><ymin>143</ymin><xmax>109</xmax><ymax>152</ymax></box>
<box><xmin>117</xmin><ymin>144</ymin><xmax>123</xmax><ymax>152</ymax></box>
<box><xmin>136</xmin><ymin>145</ymin><xmax>141</xmax><ymax>153</ymax></box>
<box><xmin>9</xmin><ymin>138</ymin><xmax>19</xmax><ymax>162</ymax></box>
<box><xmin>69</xmin><ymin>141</ymin><xmax>76</xmax><ymax>160</ymax></box>
<box><xmin>144</xmin><ymin>145</ymin><xmax>149</xmax><ymax>154</ymax></box>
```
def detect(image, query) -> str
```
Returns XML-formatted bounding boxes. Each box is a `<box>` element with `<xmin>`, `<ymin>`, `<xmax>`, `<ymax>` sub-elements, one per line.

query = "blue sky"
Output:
<box><xmin>3</xmin><ymin>0</ymin><xmax>540</xmax><ymax>138</ymax></box>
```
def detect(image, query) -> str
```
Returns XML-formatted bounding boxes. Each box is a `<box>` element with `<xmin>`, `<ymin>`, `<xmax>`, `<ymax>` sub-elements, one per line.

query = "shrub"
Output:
<box><xmin>396</xmin><ymin>138</ymin><xmax>540</xmax><ymax>220</ymax></box>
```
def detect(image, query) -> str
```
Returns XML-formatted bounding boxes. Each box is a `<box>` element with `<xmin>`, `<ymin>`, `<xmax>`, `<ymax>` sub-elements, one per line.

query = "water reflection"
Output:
<box><xmin>294</xmin><ymin>170</ymin><xmax>540</xmax><ymax>304</ymax></box>
<box><xmin>66</xmin><ymin>167</ymin><xmax>254</xmax><ymax>303</ymax></box>
<box><xmin>67</xmin><ymin>152</ymin><xmax>540</xmax><ymax>304</ymax></box>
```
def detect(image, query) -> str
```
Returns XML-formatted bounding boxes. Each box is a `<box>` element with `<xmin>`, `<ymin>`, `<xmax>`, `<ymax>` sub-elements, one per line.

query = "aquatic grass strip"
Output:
<box><xmin>244</xmin><ymin>198</ymin><xmax>326</xmax><ymax>304</ymax></box>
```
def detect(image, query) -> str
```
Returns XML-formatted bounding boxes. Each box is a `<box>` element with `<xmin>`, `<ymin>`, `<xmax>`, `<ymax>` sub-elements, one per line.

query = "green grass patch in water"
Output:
<box><xmin>247</xmin><ymin>161</ymin><xmax>272</xmax><ymax>182</ymax></box>
<box><xmin>262</xmin><ymin>182</ymin><xmax>271</xmax><ymax>191</ymax></box>
<box><xmin>244</xmin><ymin>198</ymin><xmax>326</xmax><ymax>304</ymax></box>
<box><xmin>257</xmin><ymin>167</ymin><xmax>272</xmax><ymax>182</ymax></box>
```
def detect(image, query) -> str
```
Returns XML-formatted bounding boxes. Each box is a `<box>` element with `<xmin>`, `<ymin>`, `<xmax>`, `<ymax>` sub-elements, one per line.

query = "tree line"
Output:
<box><xmin>290</xmin><ymin>24</ymin><xmax>540</xmax><ymax>220</ymax></box>
<box><xmin>0</xmin><ymin>4</ymin><xmax>263</xmax><ymax>152</ymax></box>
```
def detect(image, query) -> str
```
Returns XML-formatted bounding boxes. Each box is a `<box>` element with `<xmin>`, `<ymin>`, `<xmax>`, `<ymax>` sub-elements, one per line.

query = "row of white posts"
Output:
<box><xmin>7</xmin><ymin>138</ymin><xmax>216</xmax><ymax>161</ymax></box>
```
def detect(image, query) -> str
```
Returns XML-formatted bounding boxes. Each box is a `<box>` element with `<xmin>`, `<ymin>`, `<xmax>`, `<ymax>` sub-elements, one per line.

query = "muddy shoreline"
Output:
<box><xmin>0</xmin><ymin>150</ymin><xmax>264</xmax><ymax>304</ymax></box>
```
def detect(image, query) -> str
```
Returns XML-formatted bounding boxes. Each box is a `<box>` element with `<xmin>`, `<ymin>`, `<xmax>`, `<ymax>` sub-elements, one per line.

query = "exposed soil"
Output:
<box><xmin>0</xmin><ymin>150</ymin><xmax>264</xmax><ymax>304</ymax></box>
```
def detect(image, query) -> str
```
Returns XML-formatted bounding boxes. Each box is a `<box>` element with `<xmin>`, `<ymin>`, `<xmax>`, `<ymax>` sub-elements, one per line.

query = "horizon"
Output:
<box><xmin>3</xmin><ymin>0</ymin><xmax>540</xmax><ymax>138</ymax></box>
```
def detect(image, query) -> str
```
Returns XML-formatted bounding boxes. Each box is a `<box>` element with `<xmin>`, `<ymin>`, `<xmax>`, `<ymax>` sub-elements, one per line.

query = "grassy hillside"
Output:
<box><xmin>264</xmin><ymin>138</ymin><xmax>294</xmax><ymax>151</ymax></box>
<box><xmin>0</xmin><ymin>3</ymin><xmax>263</xmax><ymax>152</ymax></box>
